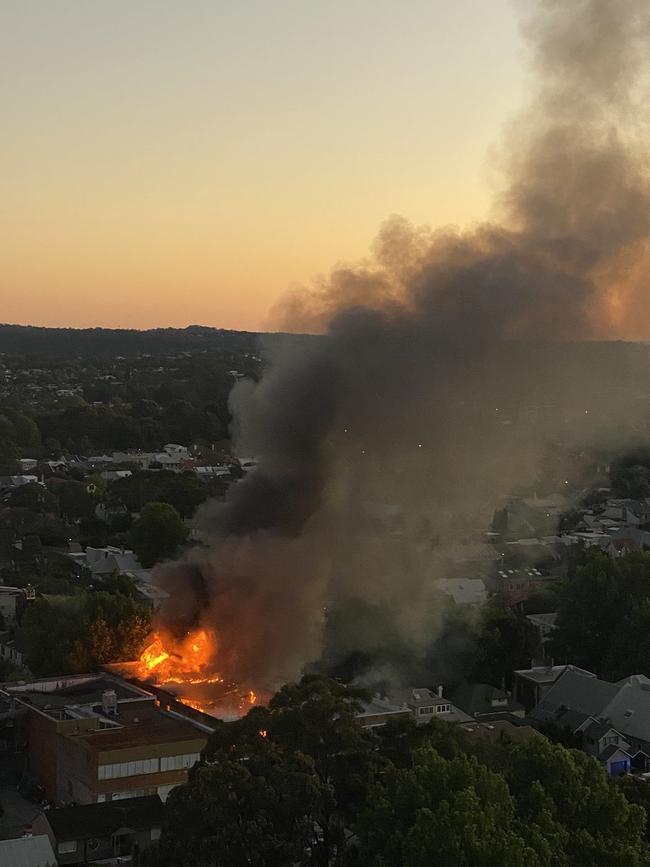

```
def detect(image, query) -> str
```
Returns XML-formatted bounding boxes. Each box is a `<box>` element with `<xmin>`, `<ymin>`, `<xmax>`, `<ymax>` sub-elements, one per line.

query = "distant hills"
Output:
<box><xmin>0</xmin><ymin>324</ymin><xmax>280</xmax><ymax>358</ymax></box>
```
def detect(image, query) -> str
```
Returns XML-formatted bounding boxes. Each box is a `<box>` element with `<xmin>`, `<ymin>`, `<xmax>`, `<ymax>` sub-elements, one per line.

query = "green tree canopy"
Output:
<box><xmin>130</xmin><ymin>501</ymin><xmax>187</xmax><ymax>567</ymax></box>
<box><xmin>550</xmin><ymin>551</ymin><xmax>650</xmax><ymax>679</ymax></box>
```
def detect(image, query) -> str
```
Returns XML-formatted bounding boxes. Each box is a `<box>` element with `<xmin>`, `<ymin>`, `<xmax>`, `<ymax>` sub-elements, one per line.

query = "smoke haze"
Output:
<box><xmin>156</xmin><ymin>0</ymin><xmax>650</xmax><ymax>692</ymax></box>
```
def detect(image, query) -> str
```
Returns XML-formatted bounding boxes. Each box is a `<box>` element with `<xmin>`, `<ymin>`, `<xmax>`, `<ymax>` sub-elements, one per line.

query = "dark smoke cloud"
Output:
<box><xmin>156</xmin><ymin>0</ymin><xmax>650</xmax><ymax>691</ymax></box>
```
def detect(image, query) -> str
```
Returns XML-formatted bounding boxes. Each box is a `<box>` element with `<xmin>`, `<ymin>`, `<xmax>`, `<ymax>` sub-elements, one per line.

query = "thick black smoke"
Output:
<box><xmin>156</xmin><ymin>0</ymin><xmax>650</xmax><ymax>691</ymax></box>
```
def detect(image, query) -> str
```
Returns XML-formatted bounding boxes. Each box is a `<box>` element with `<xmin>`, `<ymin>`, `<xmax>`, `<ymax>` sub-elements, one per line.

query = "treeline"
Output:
<box><xmin>145</xmin><ymin>675</ymin><xmax>650</xmax><ymax>867</ymax></box>
<box><xmin>0</xmin><ymin>324</ymin><xmax>259</xmax><ymax>358</ymax></box>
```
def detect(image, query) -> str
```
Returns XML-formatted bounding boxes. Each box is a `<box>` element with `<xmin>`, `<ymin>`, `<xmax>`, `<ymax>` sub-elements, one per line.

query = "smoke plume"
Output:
<box><xmin>156</xmin><ymin>0</ymin><xmax>650</xmax><ymax>691</ymax></box>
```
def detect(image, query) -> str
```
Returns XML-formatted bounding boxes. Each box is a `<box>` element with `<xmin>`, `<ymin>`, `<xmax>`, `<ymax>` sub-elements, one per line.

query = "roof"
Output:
<box><xmin>44</xmin><ymin>795</ymin><xmax>163</xmax><ymax>842</ymax></box>
<box><xmin>356</xmin><ymin>698</ymin><xmax>410</xmax><ymax>719</ymax></box>
<box><xmin>599</xmin><ymin>743</ymin><xmax>632</xmax><ymax>762</ymax></box>
<box><xmin>530</xmin><ymin>669</ymin><xmax>620</xmax><ymax>726</ymax></box>
<box><xmin>0</xmin><ymin>835</ymin><xmax>57</xmax><ymax>867</ymax></box>
<box><xmin>461</xmin><ymin>719</ymin><xmax>541</xmax><ymax>745</ymax></box>
<box><xmin>452</xmin><ymin>682</ymin><xmax>524</xmax><ymax>718</ymax></box>
<box><xmin>515</xmin><ymin>664</ymin><xmax>595</xmax><ymax>685</ymax></box>
<box><xmin>526</xmin><ymin>612</ymin><xmax>558</xmax><ymax>629</ymax></box>
<box><xmin>599</xmin><ymin>682</ymin><xmax>650</xmax><ymax>744</ymax></box>
<box><xmin>437</xmin><ymin>578</ymin><xmax>487</xmax><ymax>606</ymax></box>
<box><xmin>8</xmin><ymin>673</ymin><xmax>152</xmax><ymax>713</ymax></box>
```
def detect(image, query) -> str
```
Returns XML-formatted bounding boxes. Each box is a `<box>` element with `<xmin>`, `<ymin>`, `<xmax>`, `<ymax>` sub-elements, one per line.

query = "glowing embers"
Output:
<box><xmin>135</xmin><ymin>627</ymin><xmax>221</xmax><ymax>686</ymax></box>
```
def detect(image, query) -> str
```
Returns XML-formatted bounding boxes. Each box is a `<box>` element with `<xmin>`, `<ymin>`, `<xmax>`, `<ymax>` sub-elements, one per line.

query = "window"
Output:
<box><xmin>418</xmin><ymin>707</ymin><xmax>434</xmax><ymax>716</ymax></box>
<box><xmin>160</xmin><ymin>753</ymin><xmax>200</xmax><ymax>772</ymax></box>
<box><xmin>151</xmin><ymin>828</ymin><xmax>161</xmax><ymax>841</ymax></box>
<box><xmin>98</xmin><ymin>758</ymin><xmax>159</xmax><ymax>780</ymax></box>
<box><xmin>436</xmin><ymin>704</ymin><xmax>451</xmax><ymax>713</ymax></box>
<box><xmin>58</xmin><ymin>841</ymin><xmax>78</xmax><ymax>854</ymax></box>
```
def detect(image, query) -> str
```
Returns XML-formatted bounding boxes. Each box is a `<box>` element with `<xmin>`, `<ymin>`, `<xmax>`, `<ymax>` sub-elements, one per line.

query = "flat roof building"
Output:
<box><xmin>5</xmin><ymin>673</ymin><xmax>212</xmax><ymax>805</ymax></box>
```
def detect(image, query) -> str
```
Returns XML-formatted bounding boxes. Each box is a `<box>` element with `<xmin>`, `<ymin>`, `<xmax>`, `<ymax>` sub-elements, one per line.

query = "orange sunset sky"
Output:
<box><xmin>2</xmin><ymin>1</ymin><xmax>525</xmax><ymax>332</ymax></box>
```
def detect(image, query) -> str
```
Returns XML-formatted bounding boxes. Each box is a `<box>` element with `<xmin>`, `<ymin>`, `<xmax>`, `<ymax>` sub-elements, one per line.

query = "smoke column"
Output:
<box><xmin>156</xmin><ymin>0</ymin><xmax>650</xmax><ymax>691</ymax></box>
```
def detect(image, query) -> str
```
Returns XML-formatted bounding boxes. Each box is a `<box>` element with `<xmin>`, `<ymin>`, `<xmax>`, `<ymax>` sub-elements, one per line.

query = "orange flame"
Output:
<box><xmin>135</xmin><ymin>628</ymin><xmax>222</xmax><ymax>686</ymax></box>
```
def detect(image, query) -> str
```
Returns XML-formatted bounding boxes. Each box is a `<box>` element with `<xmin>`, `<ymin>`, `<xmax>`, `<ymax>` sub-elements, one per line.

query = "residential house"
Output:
<box><xmin>513</xmin><ymin>664</ymin><xmax>597</xmax><ymax>713</ymax></box>
<box><xmin>33</xmin><ymin>794</ymin><xmax>163</xmax><ymax>865</ymax></box>
<box><xmin>528</xmin><ymin>669</ymin><xmax>650</xmax><ymax>775</ymax></box>
<box><xmin>451</xmin><ymin>683</ymin><xmax>525</xmax><ymax>722</ymax></box>
<box><xmin>355</xmin><ymin>697</ymin><xmax>412</xmax><ymax>728</ymax></box>
<box><xmin>356</xmin><ymin>687</ymin><xmax>472</xmax><ymax>727</ymax></box>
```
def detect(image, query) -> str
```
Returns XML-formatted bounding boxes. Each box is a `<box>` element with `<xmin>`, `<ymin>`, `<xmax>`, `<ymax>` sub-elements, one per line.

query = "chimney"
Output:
<box><xmin>437</xmin><ymin>685</ymin><xmax>443</xmax><ymax>698</ymax></box>
<box><xmin>101</xmin><ymin>689</ymin><xmax>118</xmax><ymax>716</ymax></box>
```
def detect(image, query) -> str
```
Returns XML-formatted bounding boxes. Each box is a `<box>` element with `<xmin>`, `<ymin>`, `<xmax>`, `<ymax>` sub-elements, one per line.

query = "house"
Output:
<box><xmin>528</xmin><ymin>669</ymin><xmax>650</xmax><ymax>775</ymax></box>
<box><xmin>194</xmin><ymin>465</ymin><xmax>233</xmax><ymax>479</ymax></box>
<box><xmin>84</xmin><ymin>546</ymin><xmax>150</xmax><ymax>583</ymax></box>
<box><xmin>6</xmin><ymin>673</ymin><xmax>210</xmax><ymax>804</ymax></box>
<box><xmin>355</xmin><ymin>697</ymin><xmax>412</xmax><ymax>728</ymax></box>
<box><xmin>513</xmin><ymin>664</ymin><xmax>597</xmax><ymax>712</ymax></box>
<box><xmin>33</xmin><ymin>794</ymin><xmax>163</xmax><ymax>865</ymax></box>
<box><xmin>451</xmin><ymin>683</ymin><xmax>525</xmax><ymax>721</ymax></box>
<box><xmin>437</xmin><ymin>578</ymin><xmax>487</xmax><ymax>606</ymax></box>
<box><xmin>0</xmin><ymin>834</ymin><xmax>58</xmax><ymax>867</ymax></box>
<box><xmin>401</xmin><ymin>687</ymin><xmax>472</xmax><ymax>724</ymax></box>
<box><xmin>356</xmin><ymin>687</ymin><xmax>472</xmax><ymax>727</ymax></box>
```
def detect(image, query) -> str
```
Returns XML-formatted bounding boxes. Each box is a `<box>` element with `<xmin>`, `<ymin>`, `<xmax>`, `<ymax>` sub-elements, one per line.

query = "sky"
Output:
<box><xmin>1</xmin><ymin>0</ymin><xmax>525</xmax><ymax>332</ymax></box>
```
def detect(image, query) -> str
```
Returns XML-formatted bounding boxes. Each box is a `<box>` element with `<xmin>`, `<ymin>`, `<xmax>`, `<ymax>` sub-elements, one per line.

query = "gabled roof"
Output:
<box><xmin>599</xmin><ymin>743</ymin><xmax>632</xmax><ymax>762</ymax></box>
<box><xmin>599</xmin><ymin>683</ymin><xmax>650</xmax><ymax>744</ymax></box>
<box><xmin>529</xmin><ymin>669</ymin><xmax>619</xmax><ymax>725</ymax></box>
<box><xmin>44</xmin><ymin>795</ymin><xmax>163</xmax><ymax>841</ymax></box>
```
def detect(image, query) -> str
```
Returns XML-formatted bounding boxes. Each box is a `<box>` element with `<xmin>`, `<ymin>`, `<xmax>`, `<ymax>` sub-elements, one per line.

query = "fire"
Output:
<box><xmin>135</xmin><ymin>628</ymin><xmax>221</xmax><ymax>686</ymax></box>
<box><xmin>126</xmin><ymin>627</ymin><xmax>263</xmax><ymax>718</ymax></box>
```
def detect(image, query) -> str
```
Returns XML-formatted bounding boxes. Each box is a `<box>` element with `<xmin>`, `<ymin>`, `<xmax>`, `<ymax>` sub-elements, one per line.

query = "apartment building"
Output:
<box><xmin>6</xmin><ymin>673</ymin><xmax>212</xmax><ymax>804</ymax></box>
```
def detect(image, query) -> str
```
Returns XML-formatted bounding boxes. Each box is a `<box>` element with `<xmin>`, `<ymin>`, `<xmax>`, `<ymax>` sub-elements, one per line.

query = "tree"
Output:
<box><xmin>130</xmin><ymin>502</ymin><xmax>188</xmax><ymax>567</ymax></box>
<box><xmin>8</xmin><ymin>482</ymin><xmax>59</xmax><ymax>513</ymax></box>
<box><xmin>470</xmin><ymin>607</ymin><xmax>539</xmax><ymax>689</ymax></box>
<box><xmin>9</xmin><ymin>412</ymin><xmax>41</xmax><ymax>450</ymax></box>
<box><xmin>619</xmin><ymin>775</ymin><xmax>650</xmax><ymax>842</ymax></box>
<box><xmin>161</xmin><ymin>753</ymin><xmax>327</xmax><ymax>867</ymax></box>
<box><xmin>0</xmin><ymin>438</ymin><xmax>19</xmax><ymax>475</ymax></box>
<box><xmin>496</xmin><ymin>738</ymin><xmax>650</xmax><ymax>867</ymax></box>
<box><xmin>55</xmin><ymin>479</ymin><xmax>97</xmax><ymax>520</ymax></box>
<box><xmin>21</xmin><ymin>591</ymin><xmax>151</xmax><ymax>676</ymax></box>
<box><xmin>550</xmin><ymin>552</ymin><xmax>650</xmax><ymax>678</ymax></box>
<box><xmin>358</xmin><ymin>745</ymin><xmax>537</xmax><ymax>867</ymax></box>
<box><xmin>199</xmin><ymin>675</ymin><xmax>377</xmax><ymax>867</ymax></box>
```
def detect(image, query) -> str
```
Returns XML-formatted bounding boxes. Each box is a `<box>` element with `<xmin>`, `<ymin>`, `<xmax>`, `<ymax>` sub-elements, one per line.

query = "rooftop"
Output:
<box><xmin>71</xmin><ymin>703</ymin><xmax>207</xmax><ymax>752</ymax></box>
<box><xmin>515</xmin><ymin>664</ymin><xmax>595</xmax><ymax>684</ymax></box>
<box><xmin>0</xmin><ymin>835</ymin><xmax>57</xmax><ymax>867</ymax></box>
<box><xmin>44</xmin><ymin>795</ymin><xmax>163</xmax><ymax>841</ymax></box>
<box><xmin>7</xmin><ymin>673</ymin><xmax>153</xmax><ymax>715</ymax></box>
